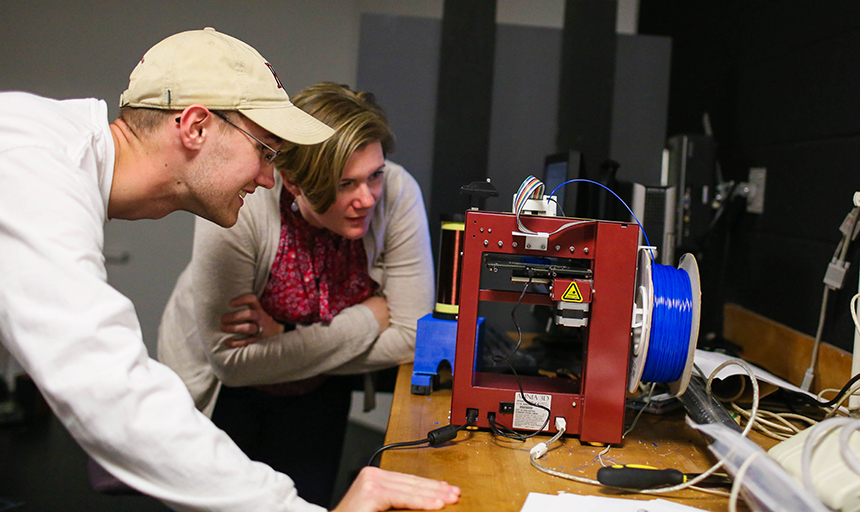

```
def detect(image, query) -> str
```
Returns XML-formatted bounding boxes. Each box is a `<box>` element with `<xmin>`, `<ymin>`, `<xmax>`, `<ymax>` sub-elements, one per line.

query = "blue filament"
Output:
<box><xmin>640</xmin><ymin>264</ymin><xmax>693</xmax><ymax>383</ymax></box>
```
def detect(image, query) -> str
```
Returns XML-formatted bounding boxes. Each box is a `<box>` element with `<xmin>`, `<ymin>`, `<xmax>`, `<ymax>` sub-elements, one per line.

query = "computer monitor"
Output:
<box><xmin>543</xmin><ymin>150</ymin><xmax>588</xmax><ymax>218</ymax></box>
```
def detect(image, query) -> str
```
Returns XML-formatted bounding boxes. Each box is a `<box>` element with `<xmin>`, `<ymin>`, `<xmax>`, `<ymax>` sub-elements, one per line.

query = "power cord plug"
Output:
<box><xmin>801</xmin><ymin>368</ymin><xmax>815</xmax><ymax>394</ymax></box>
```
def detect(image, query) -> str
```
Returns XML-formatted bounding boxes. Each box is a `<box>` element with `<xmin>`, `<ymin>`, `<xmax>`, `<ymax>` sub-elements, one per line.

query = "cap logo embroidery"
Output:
<box><xmin>265</xmin><ymin>63</ymin><xmax>283</xmax><ymax>89</ymax></box>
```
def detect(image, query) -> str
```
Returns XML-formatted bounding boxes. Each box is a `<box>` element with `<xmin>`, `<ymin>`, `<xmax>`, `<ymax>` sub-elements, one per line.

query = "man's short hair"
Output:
<box><xmin>118</xmin><ymin>107</ymin><xmax>179</xmax><ymax>138</ymax></box>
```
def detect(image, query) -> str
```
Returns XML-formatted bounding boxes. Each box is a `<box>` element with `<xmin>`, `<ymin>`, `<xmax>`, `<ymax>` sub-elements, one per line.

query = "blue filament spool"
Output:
<box><xmin>629</xmin><ymin>250</ymin><xmax>700</xmax><ymax>396</ymax></box>
<box><xmin>641</xmin><ymin>263</ymin><xmax>694</xmax><ymax>383</ymax></box>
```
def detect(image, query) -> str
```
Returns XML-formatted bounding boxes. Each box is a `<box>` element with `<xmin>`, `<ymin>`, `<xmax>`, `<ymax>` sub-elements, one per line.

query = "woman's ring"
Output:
<box><xmin>256</xmin><ymin>323</ymin><xmax>263</xmax><ymax>336</ymax></box>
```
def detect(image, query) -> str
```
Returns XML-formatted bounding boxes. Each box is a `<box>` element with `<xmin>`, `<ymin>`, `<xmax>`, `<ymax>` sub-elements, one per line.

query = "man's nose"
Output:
<box><xmin>256</xmin><ymin>162</ymin><xmax>276</xmax><ymax>189</ymax></box>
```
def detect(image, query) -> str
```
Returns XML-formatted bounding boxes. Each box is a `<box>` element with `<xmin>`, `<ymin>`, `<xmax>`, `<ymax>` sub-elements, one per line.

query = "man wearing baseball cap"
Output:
<box><xmin>0</xmin><ymin>28</ymin><xmax>459</xmax><ymax>512</ymax></box>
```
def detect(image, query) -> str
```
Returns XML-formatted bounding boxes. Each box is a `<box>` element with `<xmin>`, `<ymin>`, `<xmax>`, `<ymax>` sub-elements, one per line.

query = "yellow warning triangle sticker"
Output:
<box><xmin>562</xmin><ymin>282</ymin><xmax>583</xmax><ymax>302</ymax></box>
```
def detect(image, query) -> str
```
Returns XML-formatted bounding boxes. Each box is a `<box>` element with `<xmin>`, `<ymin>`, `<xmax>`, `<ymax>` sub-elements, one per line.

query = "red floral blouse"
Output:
<box><xmin>255</xmin><ymin>189</ymin><xmax>378</xmax><ymax>395</ymax></box>
<box><xmin>260</xmin><ymin>189</ymin><xmax>378</xmax><ymax>324</ymax></box>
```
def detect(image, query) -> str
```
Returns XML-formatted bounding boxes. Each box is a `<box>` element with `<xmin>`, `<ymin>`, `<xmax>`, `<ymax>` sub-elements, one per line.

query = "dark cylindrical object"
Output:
<box><xmin>597</xmin><ymin>466</ymin><xmax>684</xmax><ymax>489</ymax></box>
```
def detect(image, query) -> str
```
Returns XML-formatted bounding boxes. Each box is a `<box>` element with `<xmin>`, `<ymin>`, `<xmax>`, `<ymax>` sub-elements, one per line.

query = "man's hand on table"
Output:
<box><xmin>331</xmin><ymin>466</ymin><xmax>460</xmax><ymax>512</ymax></box>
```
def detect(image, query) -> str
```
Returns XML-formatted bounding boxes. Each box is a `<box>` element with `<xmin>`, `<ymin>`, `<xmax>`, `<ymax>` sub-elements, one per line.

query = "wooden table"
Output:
<box><xmin>380</xmin><ymin>364</ymin><xmax>773</xmax><ymax>512</ymax></box>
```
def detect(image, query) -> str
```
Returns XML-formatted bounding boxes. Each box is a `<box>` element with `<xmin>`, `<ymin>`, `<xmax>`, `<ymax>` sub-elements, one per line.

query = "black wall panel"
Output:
<box><xmin>557</xmin><ymin>0</ymin><xmax>617</xmax><ymax>177</ymax></box>
<box><xmin>429</xmin><ymin>0</ymin><xmax>497</xmax><ymax>250</ymax></box>
<box><xmin>737</xmin><ymin>30</ymin><xmax>860</xmax><ymax>146</ymax></box>
<box><xmin>641</xmin><ymin>0</ymin><xmax>860</xmax><ymax>352</ymax></box>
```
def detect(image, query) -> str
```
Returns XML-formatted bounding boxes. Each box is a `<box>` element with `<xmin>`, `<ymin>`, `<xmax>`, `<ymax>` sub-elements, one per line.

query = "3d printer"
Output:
<box><xmin>449</xmin><ymin>178</ymin><xmax>699</xmax><ymax>445</ymax></box>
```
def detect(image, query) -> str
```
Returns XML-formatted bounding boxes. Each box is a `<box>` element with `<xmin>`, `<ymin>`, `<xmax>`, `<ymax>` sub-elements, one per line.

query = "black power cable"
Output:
<box><xmin>366</xmin><ymin>409</ymin><xmax>479</xmax><ymax>467</ymax></box>
<box><xmin>795</xmin><ymin>371</ymin><xmax>860</xmax><ymax>409</ymax></box>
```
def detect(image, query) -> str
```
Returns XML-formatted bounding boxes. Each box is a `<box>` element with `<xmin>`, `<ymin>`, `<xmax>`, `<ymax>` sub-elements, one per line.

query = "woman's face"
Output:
<box><xmin>292</xmin><ymin>141</ymin><xmax>385</xmax><ymax>240</ymax></box>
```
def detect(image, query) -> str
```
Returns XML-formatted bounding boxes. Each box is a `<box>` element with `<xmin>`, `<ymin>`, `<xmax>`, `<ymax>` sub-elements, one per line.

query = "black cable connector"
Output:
<box><xmin>427</xmin><ymin>424</ymin><xmax>462</xmax><ymax>446</ymax></box>
<box><xmin>367</xmin><ymin>409</ymin><xmax>479</xmax><ymax>467</ymax></box>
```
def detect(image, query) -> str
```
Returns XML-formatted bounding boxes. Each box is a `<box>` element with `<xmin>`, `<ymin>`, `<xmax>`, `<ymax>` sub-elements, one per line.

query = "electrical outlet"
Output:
<box><xmin>746</xmin><ymin>167</ymin><xmax>766</xmax><ymax>214</ymax></box>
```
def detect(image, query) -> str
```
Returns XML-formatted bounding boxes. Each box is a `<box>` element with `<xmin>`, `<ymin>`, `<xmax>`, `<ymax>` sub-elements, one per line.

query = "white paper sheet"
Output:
<box><xmin>693</xmin><ymin>349</ymin><xmax>817</xmax><ymax>399</ymax></box>
<box><xmin>519</xmin><ymin>492</ymin><xmax>710</xmax><ymax>512</ymax></box>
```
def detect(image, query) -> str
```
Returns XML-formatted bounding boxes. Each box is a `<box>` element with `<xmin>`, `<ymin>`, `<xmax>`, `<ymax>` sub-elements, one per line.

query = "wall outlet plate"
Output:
<box><xmin>747</xmin><ymin>167</ymin><xmax>766</xmax><ymax>214</ymax></box>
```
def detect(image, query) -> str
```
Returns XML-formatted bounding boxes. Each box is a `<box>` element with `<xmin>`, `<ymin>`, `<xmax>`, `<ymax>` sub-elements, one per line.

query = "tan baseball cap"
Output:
<box><xmin>119</xmin><ymin>27</ymin><xmax>334</xmax><ymax>145</ymax></box>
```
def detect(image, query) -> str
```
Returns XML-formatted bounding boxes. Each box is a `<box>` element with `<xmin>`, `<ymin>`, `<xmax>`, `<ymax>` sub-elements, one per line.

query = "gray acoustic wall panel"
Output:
<box><xmin>610</xmin><ymin>33</ymin><xmax>672</xmax><ymax>186</ymax></box>
<box><xmin>357</xmin><ymin>14</ymin><xmax>442</xmax><ymax>214</ymax></box>
<box><xmin>488</xmin><ymin>23</ymin><xmax>563</xmax><ymax>210</ymax></box>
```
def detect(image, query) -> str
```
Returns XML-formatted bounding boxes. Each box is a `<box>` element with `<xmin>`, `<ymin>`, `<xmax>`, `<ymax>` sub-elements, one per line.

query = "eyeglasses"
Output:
<box><xmin>211</xmin><ymin>111</ymin><xmax>280</xmax><ymax>165</ymax></box>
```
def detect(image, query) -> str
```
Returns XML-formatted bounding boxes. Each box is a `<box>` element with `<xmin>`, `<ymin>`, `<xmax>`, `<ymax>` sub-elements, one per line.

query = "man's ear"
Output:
<box><xmin>175</xmin><ymin>105</ymin><xmax>212</xmax><ymax>151</ymax></box>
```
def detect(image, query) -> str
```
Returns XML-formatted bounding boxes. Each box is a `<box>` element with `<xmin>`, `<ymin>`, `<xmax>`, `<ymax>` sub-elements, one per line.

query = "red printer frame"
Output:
<box><xmin>450</xmin><ymin>210</ymin><xmax>639</xmax><ymax>444</ymax></box>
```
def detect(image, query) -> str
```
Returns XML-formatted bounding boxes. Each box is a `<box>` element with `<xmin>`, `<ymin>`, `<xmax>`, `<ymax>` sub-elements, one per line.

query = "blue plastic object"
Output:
<box><xmin>411</xmin><ymin>314</ymin><xmax>484</xmax><ymax>395</ymax></box>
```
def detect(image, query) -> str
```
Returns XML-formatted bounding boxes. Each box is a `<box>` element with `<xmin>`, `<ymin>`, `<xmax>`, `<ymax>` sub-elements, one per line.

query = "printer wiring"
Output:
<box><xmin>487</xmin><ymin>275</ymin><xmax>552</xmax><ymax>441</ymax></box>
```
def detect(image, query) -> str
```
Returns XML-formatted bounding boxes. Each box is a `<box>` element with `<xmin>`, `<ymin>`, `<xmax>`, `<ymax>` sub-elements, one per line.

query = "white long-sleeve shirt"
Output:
<box><xmin>0</xmin><ymin>92</ymin><xmax>323</xmax><ymax>512</ymax></box>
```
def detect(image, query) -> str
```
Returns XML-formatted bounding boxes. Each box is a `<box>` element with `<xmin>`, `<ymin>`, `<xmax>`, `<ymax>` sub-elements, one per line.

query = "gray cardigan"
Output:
<box><xmin>157</xmin><ymin>161</ymin><xmax>434</xmax><ymax>416</ymax></box>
